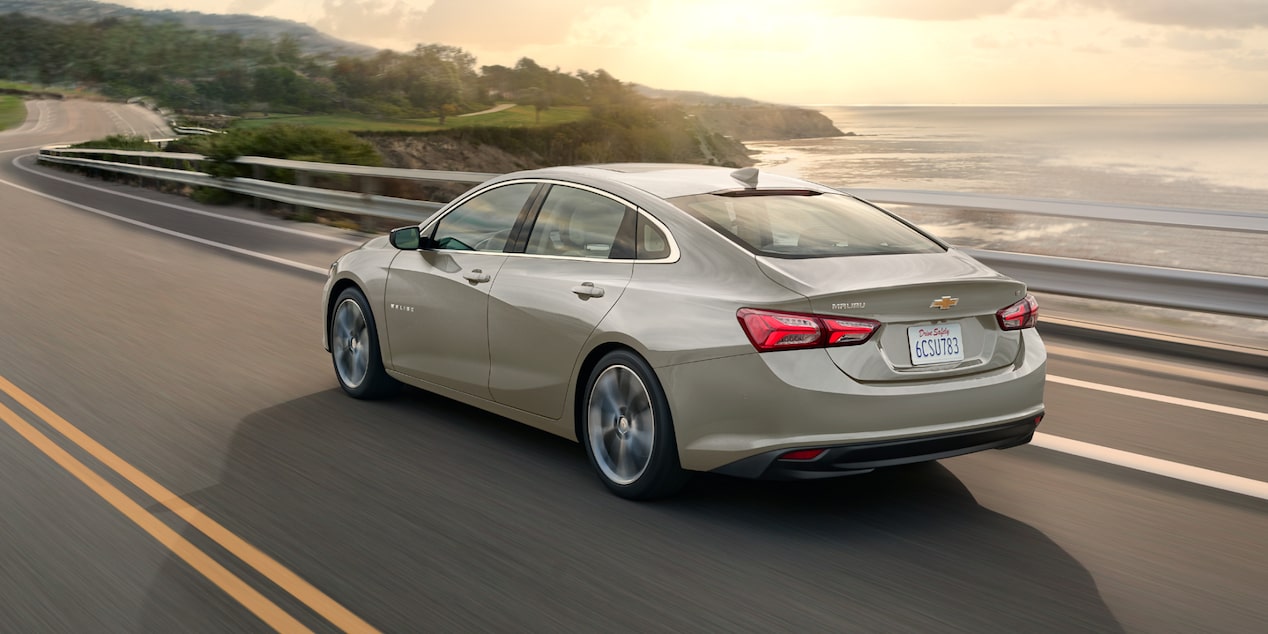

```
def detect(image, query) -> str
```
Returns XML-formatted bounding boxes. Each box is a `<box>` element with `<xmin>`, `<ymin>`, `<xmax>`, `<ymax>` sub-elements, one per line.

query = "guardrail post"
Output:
<box><xmin>357</xmin><ymin>175</ymin><xmax>380</xmax><ymax>232</ymax></box>
<box><xmin>252</xmin><ymin>164</ymin><xmax>266</xmax><ymax>211</ymax></box>
<box><xmin>296</xmin><ymin>170</ymin><xmax>314</xmax><ymax>220</ymax></box>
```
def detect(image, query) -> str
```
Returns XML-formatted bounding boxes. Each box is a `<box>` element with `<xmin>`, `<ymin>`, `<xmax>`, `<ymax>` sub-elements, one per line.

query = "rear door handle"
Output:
<box><xmin>571</xmin><ymin>282</ymin><xmax>605</xmax><ymax>298</ymax></box>
<box><xmin>463</xmin><ymin>269</ymin><xmax>492</xmax><ymax>284</ymax></box>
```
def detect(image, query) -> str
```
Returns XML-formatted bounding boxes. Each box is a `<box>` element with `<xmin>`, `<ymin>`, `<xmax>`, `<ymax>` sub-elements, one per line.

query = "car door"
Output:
<box><xmin>384</xmin><ymin>182</ymin><xmax>538</xmax><ymax>399</ymax></box>
<box><xmin>487</xmin><ymin>184</ymin><xmax>635</xmax><ymax>418</ymax></box>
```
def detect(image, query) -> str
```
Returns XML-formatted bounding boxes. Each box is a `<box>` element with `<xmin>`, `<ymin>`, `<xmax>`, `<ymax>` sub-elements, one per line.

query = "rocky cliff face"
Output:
<box><xmin>361</xmin><ymin>111</ymin><xmax>756</xmax><ymax>175</ymax></box>
<box><xmin>687</xmin><ymin>106</ymin><xmax>844</xmax><ymax>141</ymax></box>
<box><xmin>367</xmin><ymin>134</ymin><xmax>538</xmax><ymax>175</ymax></box>
<box><xmin>359</xmin><ymin>106</ymin><xmax>839</xmax><ymax>174</ymax></box>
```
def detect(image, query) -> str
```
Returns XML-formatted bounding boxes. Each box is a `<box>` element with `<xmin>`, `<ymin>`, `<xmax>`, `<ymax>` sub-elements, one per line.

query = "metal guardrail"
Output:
<box><xmin>36</xmin><ymin>147</ymin><xmax>1268</xmax><ymax>320</ymax></box>
<box><xmin>38</xmin><ymin>150</ymin><xmax>447</xmax><ymax>224</ymax></box>
<box><xmin>852</xmin><ymin>189</ymin><xmax>1268</xmax><ymax>234</ymax></box>
<box><xmin>966</xmin><ymin>250</ymin><xmax>1268</xmax><ymax>319</ymax></box>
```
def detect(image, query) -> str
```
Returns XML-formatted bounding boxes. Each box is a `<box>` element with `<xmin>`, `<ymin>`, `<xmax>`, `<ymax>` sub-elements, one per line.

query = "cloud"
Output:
<box><xmin>408</xmin><ymin>0</ymin><xmax>601</xmax><ymax>48</ymax></box>
<box><xmin>1066</xmin><ymin>0</ymin><xmax>1268</xmax><ymax>29</ymax></box>
<box><xmin>227</xmin><ymin>0</ymin><xmax>278</xmax><ymax>12</ymax></box>
<box><xmin>313</xmin><ymin>0</ymin><xmax>652</xmax><ymax>51</ymax></box>
<box><xmin>1227</xmin><ymin>50</ymin><xmax>1268</xmax><ymax>71</ymax></box>
<box><xmin>969</xmin><ymin>30</ymin><xmax>1064</xmax><ymax>51</ymax></box>
<box><xmin>311</xmin><ymin>1</ymin><xmax>430</xmax><ymax>44</ymax></box>
<box><xmin>565</xmin><ymin>6</ymin><xmax>643</xmax><ymax>48</ymax></box>
<box><xmin>974</xmin><ymin>35</ymin><xmax>1003</xmax><ymax>48</ymax></box>
<box><xmin>1164</xmin><ymin>31</ymin><xmax>1243</xmax><ymax>51</ymax></box>
<box><xmin>818</xmin><ymin>0</ymin><xmax>1023</xmax><ymax>21</ymax></box>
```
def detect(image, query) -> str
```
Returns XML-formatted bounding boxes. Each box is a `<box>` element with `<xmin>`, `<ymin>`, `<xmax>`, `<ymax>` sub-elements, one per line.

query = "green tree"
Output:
<box><xmin>439</xmin><ymin>103</ymin><xmax>459</xmax><ymax>125</ymax></box>
<box><xmin>273</xmin><ymin>34</ymin><xmax>302</xmax><ymax>65</ymax></box>
<box><xmin>252</xmin><ymin>66</ymin><xmax>299</xmax><ymax>110</ymax></box>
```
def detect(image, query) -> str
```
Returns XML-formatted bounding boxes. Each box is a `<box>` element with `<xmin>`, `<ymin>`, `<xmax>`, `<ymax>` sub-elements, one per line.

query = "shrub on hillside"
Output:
<box><xmin>382</xmin><ymin>102</ymin><xmax>749</xmax><ymax>168</ymax></box>
<box><xmin>71</xmin><ymin>135</ymin><xmax>162</xmax><ymax>151</ymax></box>
<box><xmin>186</xmin><ymin>124</ymin><xmax>384</xmax><ymax>181</ymax></box>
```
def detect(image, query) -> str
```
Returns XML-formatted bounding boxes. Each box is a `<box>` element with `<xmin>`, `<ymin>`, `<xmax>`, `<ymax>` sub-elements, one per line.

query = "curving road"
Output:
<box><xmin>1</xmin><ymin>100</ymin><xmax>1266</xmax><ymax>632</ymax></box>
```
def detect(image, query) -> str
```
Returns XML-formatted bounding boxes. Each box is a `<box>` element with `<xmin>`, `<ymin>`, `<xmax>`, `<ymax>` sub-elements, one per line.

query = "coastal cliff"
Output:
<box><xmin>360</xmin><ymin>105</ymin><xmax>839</xmax><ymax>174</ymax></box>
<box><xmin>361</xmin><ymin>105</ymin><xmax>756</xmax><ymax>174</ymax></box>
<box><xmin>686</xmin><ymin>106</ymin><xmax>845</xmax><ymax>141</ymax></box>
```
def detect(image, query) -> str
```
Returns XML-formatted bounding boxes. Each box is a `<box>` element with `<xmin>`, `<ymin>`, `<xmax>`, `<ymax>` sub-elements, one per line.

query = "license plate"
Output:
<box><xmin>908</xmin><ymin>323</ymin><xmax>964</xmax><ymax>366</ymax></box>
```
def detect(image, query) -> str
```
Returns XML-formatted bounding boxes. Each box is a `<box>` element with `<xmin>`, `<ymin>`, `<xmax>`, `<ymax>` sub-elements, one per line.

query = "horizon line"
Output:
<box><xmin>793</xmin><ymin>102</ymin><xmax>1268</xmax><ymax>108</ymax></box>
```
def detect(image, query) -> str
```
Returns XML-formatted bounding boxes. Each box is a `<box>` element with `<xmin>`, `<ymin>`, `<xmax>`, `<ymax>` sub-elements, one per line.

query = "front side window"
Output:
<box><xmin>431</xmin><ymin>183</ymin><xmax>535</xmax><ymax>252</ymax></box>
<box><xmin>671</xmin><ymin>191</ymin><xmax>944</xmax><ymax>258</ymax></box>
<box><xmin>525</xmin><ymin>186</ymin><xmax>633</xmax><ymax>259</ymax></box>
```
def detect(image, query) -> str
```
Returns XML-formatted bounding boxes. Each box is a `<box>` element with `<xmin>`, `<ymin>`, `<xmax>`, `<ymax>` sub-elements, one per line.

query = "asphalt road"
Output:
<box><xmin>1</xmin><ymin>100</ymin><xmax>1266</xmax><ymax>633</ymax></box>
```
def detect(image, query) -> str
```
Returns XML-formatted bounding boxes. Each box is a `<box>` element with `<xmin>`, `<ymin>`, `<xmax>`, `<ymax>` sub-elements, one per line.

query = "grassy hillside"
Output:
<box><xmin>230</xmin><ymin>105</ymin><xmax>591</xmax><ymax>133</ymax></box>
<box><xmin>0</xmin><ymin>95</ymin><xmax>25</xmax><ymax>130</ymax></box>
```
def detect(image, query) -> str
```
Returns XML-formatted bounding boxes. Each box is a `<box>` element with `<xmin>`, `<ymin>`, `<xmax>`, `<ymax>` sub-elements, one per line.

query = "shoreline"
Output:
<box><xmin>749</xmin><ymin>105</ymin><xmax>1268</xmax><ymax>215</ymax></box>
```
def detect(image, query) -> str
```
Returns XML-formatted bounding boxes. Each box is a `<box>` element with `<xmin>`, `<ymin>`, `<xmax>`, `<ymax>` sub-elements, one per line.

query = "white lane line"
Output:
<box><xmin>0</xmin><ymin>143</ymin><xmax>73</xmax><ymax>155</ymax></box>
<box><xmin>1045</xmin><ymin>343</ymin><xmax>1268</xmax><ymax>393</ymax></box>
<box><xmin>1048</xmin><ymin>374</ymin><xmax>1268</xmax><ymax>422</ymax></box>
<box><xmin>12</xmin><ymin>154</ymin><xmax>362</xmax><ymax>244</ymax></box>
<box><xmin>1032</xmin><ymin>433</ymin><xmax>1268</xmax><ymax>501</ymax></box>
<box><xmin>105</xmin><ymin>103</ymin><xmax>138</xmax><ymax>136</ymax></box>
<box><xmin>0</xmin><ymin>175</ymin><xmax>327</xmax><ymax>275</ymax></box>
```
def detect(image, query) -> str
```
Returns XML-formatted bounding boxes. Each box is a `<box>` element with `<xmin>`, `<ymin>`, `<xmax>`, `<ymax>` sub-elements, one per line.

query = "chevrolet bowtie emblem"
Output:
<box><xmin>930</xmin><ymin>296</ymin><xmax>959</xmax><ymax>310</ymax></box>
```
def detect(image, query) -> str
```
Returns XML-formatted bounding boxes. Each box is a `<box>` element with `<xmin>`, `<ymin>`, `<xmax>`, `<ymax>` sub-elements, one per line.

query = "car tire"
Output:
<box><xmin>330</xmin><ymin>287</ymin><xmax>400</xmax><ymax>400</ymax></box>
<box><xmin>582</xmin><ymin>350</ymin><xmax>689</xmax><ymax>500</ymax></box>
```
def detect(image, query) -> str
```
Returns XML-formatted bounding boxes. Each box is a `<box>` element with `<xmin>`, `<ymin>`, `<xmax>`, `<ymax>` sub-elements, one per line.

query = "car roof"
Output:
<box><xmin>495</xmin><ymin>163</ymin><xmax>838</xmax><ymax>200</ymax></box>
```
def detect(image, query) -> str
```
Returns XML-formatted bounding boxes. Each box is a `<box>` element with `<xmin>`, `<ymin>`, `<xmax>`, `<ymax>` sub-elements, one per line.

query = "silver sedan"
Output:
<box><xmin>323</xmin><ymin>164</ymin><xmax>1046</xmax><ymax>499</ymax></box>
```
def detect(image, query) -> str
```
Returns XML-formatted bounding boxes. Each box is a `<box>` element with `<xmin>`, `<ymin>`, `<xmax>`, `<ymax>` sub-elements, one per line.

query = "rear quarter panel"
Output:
<box><xmin>588</xmin><ymin>204</ymin><xmax>807</xmax><ymax>369</ymax></box>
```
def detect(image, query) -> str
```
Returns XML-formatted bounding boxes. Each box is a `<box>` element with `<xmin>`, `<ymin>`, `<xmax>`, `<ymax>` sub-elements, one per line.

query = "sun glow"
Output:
<box><xmin>103</xmin><ymin>0</ymin><xmax>1268</xmax><ymax>104</ymax></box>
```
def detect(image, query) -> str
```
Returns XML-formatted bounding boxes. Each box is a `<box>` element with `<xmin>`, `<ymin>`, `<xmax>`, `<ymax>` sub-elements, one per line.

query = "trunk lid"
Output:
<box><xmin>756</xmin><ymin>250</ymin><xmax>1028</xmax><ymax>382</ymax></box>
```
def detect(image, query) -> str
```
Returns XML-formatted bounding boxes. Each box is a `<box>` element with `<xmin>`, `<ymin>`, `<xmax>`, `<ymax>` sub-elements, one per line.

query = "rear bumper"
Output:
<box><xmin>712</xmin><ymin>413</ymin><xmax>1041</xmax><ymax>480</ymax></box>
<box><xmin>658</xmin><ymin>329</ymin><xmax>1046</xmax><ymax>473</ymax></box>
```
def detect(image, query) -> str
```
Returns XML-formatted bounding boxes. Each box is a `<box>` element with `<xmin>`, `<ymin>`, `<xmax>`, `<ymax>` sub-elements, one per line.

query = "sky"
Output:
<box><xmin>110</xmin><ymin>0</ymin><xmax>1268</xmax><ymax>104</ymax></box>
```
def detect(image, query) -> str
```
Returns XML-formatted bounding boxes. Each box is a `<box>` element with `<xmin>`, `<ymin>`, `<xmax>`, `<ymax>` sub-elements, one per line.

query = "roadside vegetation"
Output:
<box><xmin>0</xmin><ymin>12</ymin><xmax>591</xmax><ymax>122</ymax></box>
<box><xmin>1</xmin><ymin>79</ymin><xmax>48</xmax><ymax>94</ymax></box>
<box><xmin>11</xmin><ymin>7</ymin><xmax>756</xmax><ymax>216</ymax></box>
<box><xmin>70</xmin><ymin>134</ymin><xmax>160</xmax><ymax>150</ymax></box>
<box><xmin>228</xmin><ymin>105</ymin><xmax>591</xmax><ymax>133</ymax></box>
<box><xmin>0</xmin><ymin>95</ymin><xmax>24</xmax><ymax>130</ymax></box>
<box><xmin>171</xmin><ymin>125</ymin><xmax>383</xmax><ymax>171</ymax></box>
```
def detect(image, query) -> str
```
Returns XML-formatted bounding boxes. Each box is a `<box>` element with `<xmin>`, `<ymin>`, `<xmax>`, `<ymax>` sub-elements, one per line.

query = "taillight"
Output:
<box><xmin>996</xmin><ymin>294</ymin><xmax>1039</xmax><ymax>330</ymax></box>
<box><xmin>737</xmin><ymin>308</ymin><xmax>879</xmax><ymax>352</ymax></box>
<box><xmin>823</xmin><ymin>317</ymin><xmax>879</xmax><ymax>345</ymax></box>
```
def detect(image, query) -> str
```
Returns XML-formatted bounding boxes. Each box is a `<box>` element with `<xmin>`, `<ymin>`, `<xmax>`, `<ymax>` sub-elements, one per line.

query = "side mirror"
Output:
<box><xmin>389</xmin><ymin>226</ymin><xmax>421</xmax><ymax>250</ymax></box>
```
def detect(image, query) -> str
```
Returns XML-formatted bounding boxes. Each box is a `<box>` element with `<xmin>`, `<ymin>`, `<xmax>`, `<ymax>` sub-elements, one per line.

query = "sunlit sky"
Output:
<box><xmin>110</xmin><ymin>0</ymin><xmax>1268</xmax><ymax>104</ymax></box>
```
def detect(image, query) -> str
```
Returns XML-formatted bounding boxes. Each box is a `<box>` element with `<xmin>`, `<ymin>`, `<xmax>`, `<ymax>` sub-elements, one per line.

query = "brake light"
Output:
<box><xmin>778</xmin><ymin>448</ymin><xmax>827</xmax><ymax>461</ymax></box>
<box><xmin>737</xmin><ymin>308</ymin><xmax>879</xmax><ymax>352</ymax></box>
<box><xmin>996</xmin><ymin>294</ymin><xmax>1039</xmax><ymax>330</ymax></box>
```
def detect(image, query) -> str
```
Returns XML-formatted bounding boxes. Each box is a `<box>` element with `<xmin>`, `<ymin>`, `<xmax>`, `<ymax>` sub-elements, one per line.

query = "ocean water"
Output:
<box><xmin>750</xmin><ymin>106</ymin><xmax>1267</xmax><ymax>345</ymax></box>
<box><xmin>752</xmin><ymin>105</ymin><xmax>1268</xmax><ymax>213</ymax></box>
<box><xmin>749</xmin><ymin>105</ymin><xmax>1268</xmax><ymax>281</ymax></box>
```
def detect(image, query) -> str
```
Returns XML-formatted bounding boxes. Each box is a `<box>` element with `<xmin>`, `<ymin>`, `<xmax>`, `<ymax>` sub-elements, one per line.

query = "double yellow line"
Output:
<box><xmin>0</xmin><ymin>375</ymin><xmax>377</xmax><ymax>633</ymax></box>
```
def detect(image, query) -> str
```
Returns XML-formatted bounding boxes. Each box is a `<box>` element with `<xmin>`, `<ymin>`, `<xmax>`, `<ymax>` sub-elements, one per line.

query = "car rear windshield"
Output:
<box><xmin>671</xmin><ymin>191</ymin><xmax>945</xmax><ymax>258</ymax></box>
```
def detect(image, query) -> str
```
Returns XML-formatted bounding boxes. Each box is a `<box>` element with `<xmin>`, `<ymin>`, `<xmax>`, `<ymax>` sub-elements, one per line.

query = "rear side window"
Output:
<box><xmin>637</xmin><ymin>216</ymin><xmax>671</xmax><ymax>260</ymax></box>
<box><xmin>524</xmin><ymin>186</ymin><xmax>633</xmax><ymax>259</ymax></box>
<box><xmin>671</xmin><ymin>191</ymin><xmax>944</xmax><ymax>258</ymax></box>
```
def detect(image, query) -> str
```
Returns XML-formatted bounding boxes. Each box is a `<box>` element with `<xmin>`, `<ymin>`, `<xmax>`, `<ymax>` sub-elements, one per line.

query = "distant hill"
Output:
<box><xmin>633</xmin><ymin>84</ymin><xmax>771</xmax><ymax>107</ymax></box>
<box><xmin>632</xmin><ymin>85</ymin><xmax>842</xmax><ymax>140</ymax></box>
<box><xmin>0</xmin><ymin>0</ymin><xmax>376</xmax><ymax>57</ymax></box>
